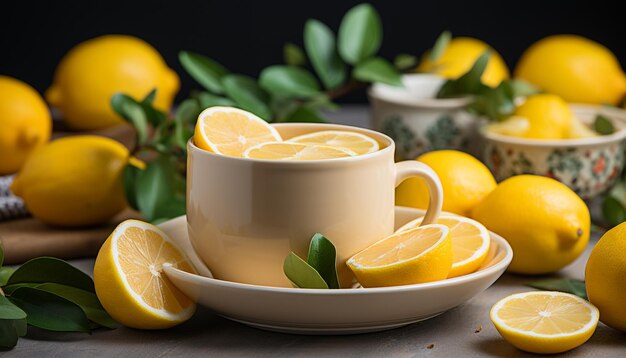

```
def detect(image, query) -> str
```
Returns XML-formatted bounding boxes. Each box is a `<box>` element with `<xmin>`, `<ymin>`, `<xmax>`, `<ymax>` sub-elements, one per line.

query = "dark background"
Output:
<box><xmin>1</xmin><ymin>0</ymin><xmax>624</xmax><ymax>103</ymax></box>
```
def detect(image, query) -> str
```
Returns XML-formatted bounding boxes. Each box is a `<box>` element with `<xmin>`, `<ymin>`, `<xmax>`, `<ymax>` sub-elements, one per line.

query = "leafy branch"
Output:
<box><xmin>111</xmin><ymin>3</ymin><xmax>405</xmax><ymax>223</ymax></box>
<box><xmin>0</xmin><ymin>243</ymin><xmax>117</xmax><ymax>349</ymax></box>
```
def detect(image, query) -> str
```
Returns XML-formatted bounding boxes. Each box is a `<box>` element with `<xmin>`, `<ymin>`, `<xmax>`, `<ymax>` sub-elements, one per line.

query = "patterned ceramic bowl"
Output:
<box><xmin>481</xmin><ymin>105</ymin><xmax>626</xmax><ymax>199</ymax></box>
<box><xmin>368</xmin><ymin>74</ymin><xmax>483</xmax><ymax>160</ymax></box>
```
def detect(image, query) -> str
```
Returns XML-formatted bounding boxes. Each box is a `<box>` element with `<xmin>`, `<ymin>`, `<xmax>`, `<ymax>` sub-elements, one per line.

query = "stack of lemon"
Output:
<box><xmin>193</xmin><ymin>106</ymin><xmax>380</xmax><ymax>159</ymax></box>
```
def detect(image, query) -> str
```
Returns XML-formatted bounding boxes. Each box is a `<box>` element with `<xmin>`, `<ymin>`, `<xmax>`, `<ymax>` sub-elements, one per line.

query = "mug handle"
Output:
<box><xmin>394</xmin><ymin>161</ymin><xmax>443</xmax><ymax>225</ymax></box>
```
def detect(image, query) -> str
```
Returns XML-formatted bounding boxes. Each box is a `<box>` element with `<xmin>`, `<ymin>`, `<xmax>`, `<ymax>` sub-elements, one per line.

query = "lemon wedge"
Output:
<box><xmin>287</xmin><ymin>130</ymin><xmax>379</xmax><ymax>155</ymax></box>
<box><xmin>194</xmin><ymin>106</ymin><xmax>282</xmax><ymax>157</ymax></box>
<box><xmin>347</xmin><ymin>224</ymin><xmax>452</xmax><ymax>287</ymax></box>
<box><xmin>94</xmin><ymin>220</ymin><xmax>196</xmax><ymax>329</ymax></box>
<box><xmin>243</xmin><ymin>142</ymin><xmax>355</xmax><ymax>160</ymax></box>
<box><xmin>396</xmin><ymin>215</ymin><xmax>490</xmax><ymax>278</ymax></box>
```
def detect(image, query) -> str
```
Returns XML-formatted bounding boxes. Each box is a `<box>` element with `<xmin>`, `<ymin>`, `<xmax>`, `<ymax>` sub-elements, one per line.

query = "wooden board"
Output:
<box><xmin>0</xmin><ymin>209</ymin><xmax>141</xmax><ymax>264</ymax></box>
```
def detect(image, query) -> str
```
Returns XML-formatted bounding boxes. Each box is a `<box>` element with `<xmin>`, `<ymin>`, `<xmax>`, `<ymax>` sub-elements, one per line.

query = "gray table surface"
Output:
<box><xmin>4</xmin><ymin>106</ymin><xmax>625</xmax><ymax>357</ymax></box>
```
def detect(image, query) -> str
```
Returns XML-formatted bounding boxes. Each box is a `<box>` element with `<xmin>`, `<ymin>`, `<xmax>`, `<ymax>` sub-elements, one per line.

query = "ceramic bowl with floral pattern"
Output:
<box><xmin>368</xmin><ymin>74</ymin><xmax>484</xmax><ymax>160</ymax></box>
<box><xmin>481</xmin><ymin>105</ymin><xmax>626</xmax><ymax>199</ymax></box>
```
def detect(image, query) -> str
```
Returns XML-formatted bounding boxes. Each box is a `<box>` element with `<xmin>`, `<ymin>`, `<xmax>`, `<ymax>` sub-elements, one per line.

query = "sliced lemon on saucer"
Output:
<box><xmin>346</xmin><ymin>224</ymin><xmax>452</xmax><ymax>287</ymax></box>
<box><xmin>396</xmin><ymin>215</ymin><xmax>490</xmax><ymax>278</ymax></box>
<box><xmin>94</xmin><ymin>220</ymin><xmax>197</xmax><ymax>329</ymax></box>
<box><xmin>194</xmin><ymin>106</ymin><xmax>282</xmax><ymax>157</ymax></box>
<box><xmin>243</xmin><ymin>142</ymin><xmax>356</xmax><ymax>160</ymax></box>
<box><xmin>287</xmin><ymin>130</ymin><xmax>379</xmax><ymax>155</ymax></box>
<box><xmin>490</xmin><ymin>291</ymin><xmax>599</xmax><ymax>354</ymax></box>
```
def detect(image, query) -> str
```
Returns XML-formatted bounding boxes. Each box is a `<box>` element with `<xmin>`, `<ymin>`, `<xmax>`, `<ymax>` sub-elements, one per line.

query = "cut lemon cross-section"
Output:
<box><xmin>94</xmin><ymin>220</ymin><xmax>197</xmax><ymax>329</ymax></box>
<box><xmin>243</xmin><ymin>142</ymin><xmax>356</xmax><ymax>161</ymax></box>
<box><xmin>287</xmin><ymin>130</ymin><xmax>379</xmax><ymax>155</ymax></box>
<box><xmin>346</xmin><ymin>224</ymin><xmax>452</xmax><ymax>287</ymax></box>
<box><xmin>491</xmin><ymin>291</ymin><xmax>599</xmax><ymax>354</ymax></box>
<box><xmin>194</xmin><ymin>106</ymin><xmax>282</xmax><ymax>157</ymax></box>
<box><xmin>396</xmin><ymin>214</ymin><xmax>490</xmax><ymax>278</ymax></box>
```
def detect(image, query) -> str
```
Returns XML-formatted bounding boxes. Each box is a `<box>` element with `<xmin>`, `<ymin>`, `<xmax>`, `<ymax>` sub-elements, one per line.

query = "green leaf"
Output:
<box><xmin>338</xmin><ymin>3</ymin><xmax>382</xmax><ymax>64</ymax></box>
<box><xmin>35</xmin><ymin>283</ymin><xmax>119</xmax><ymax>329</ymax></box>
<box><xmin>594</xmin><ymin>114</ymin><xmax>615</xmax><ymax>135</ymax></box>
<box><xmin>135</xmin><ymin>156</ymin><xmax>186</xmax><ymax>222</ymax></box>
<box><xmin>503</xmin><ymin>79</ymin><xmax>539</xmax><ymax>99</ymax></box>
<box><xmin>221</xmin><ymin>74</ymin><xmax>272</xmax><ymax>119</ymax></box>
<box><xmin>142</xmin><ymin>88</ymin><xmax>157</xmax><ymax>105</ymax></box>
<box><xmin>0</xmin><ymin>267</ymin><xmax>14</xmax><ymax>286</ymax></box>
<box><xmin>393</xmin><ymin>54</ymin><xmax>418</xmax><ymax>71</ymax></box>
<box><xmin>9</xmin><ymin>287</ymin><xmax>91</xmax><ymax>333</ymax></box>
<box><xmin>111</xmin><ymin>93</ymin><xmax>149</xmax><ymax>146</ymax></box>
<box><xmin>0</xmin><ymin>295</ymin><xmax>26</xmax><ymax>320</ymax></box>
<box><xmin>602</xmin><ymin>196</ymin><xmax>626</xmax><ymax>227</ymax></box>
<box><xmin>197</xmin><ymin>92</ymin><xmax>236</xmax><ymax>108</ymax></box>
<box><xmin>179</xmin><ymin>51</ymin><xmax>228</xmax><ymax>94</ymax></box>
<box><xmin>304</xmin><ymin>19</ymin><xmax>346</xmax><ymax>89</ymax></box>
<box><xmin>353</xmin><ymin>57</ymin><xmax>402</xmax><ymax>86</ymax></box>
<box><xmin>429</xmin><ymin>31</ymin><xmax>452</xmax><ymax>62</ymax></box>
<box><xmin>283</xmin><ymin>42</ymin><xmax>307</xmax><ymax>66</ymax></box>
<box><xmin>7</xmin><ymin>257</ymin><xmax>94</xmax><ymax>292</ymax></box>
<box><xmin>437</xmin><ymin>50</ymin><xmax>491</xmax><ymax>98</ymax></box>
<box><xmin>283</xmin><ymin>252</ymin><xmax>328</xmax><ymax>289</ymax></box>
<box><xmin>259</xmin><ymin>65</ymin><xmax>320</xmax><ymax>98</ymax></box>
<box><xmin>0</xmin><ymin>319</ymin><xmax>26</xmax><ymax>349</ymax></box>
<box><xmin>2</xmin><ymin>283</ymin><xmax>39</xmax><ymax>295</ymax></box>
<box><xmin>285</xmin><ymin>106</ymin><xmax>329</xmax><ymax>123</ymax></box>
<box><xmin>306</xmin><ymin>234</ymin><xmax>339</xmax><ymax>289</ymax></box>
<box><xmin>123</xmin><ymin>164</ymin><xmax>142</xmax><ymax>211</ymax></box>
<box><xmin>305</xmin><ymin>94</ymin><xmax>339</xmax><ymax>111</ymax></box>
<box><xmin>527</xmin><ymin>278</ymin><xmax>587</xmax><ymax>300</ymax></box>
<box><xmin>176</xmin><ymin>99</ymin><xmax>201</xmax><ymax>125</ymax></box>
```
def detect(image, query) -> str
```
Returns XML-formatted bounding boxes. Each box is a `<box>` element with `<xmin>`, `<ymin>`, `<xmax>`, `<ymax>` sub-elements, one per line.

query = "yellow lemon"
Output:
<box><xmin>471</xmin><ymin>175</ymin><xmax>590</xmax><ymax>274</ymax></box>
<box><xmin>94</xmin><ymin>220</ymin><xmax>196</xmax><ymax>329</ymax></box>
<box><xmin>585</xmin><ymin>222</ymin><xmax>626</xmax><ymax>332</ymax></box>
<box><xmin>511</xmin><ymin>94</ymin><xmax>574</xmax><ymax>139</ymax></box>
<box><xmin>287</xmin><ymin>130</ymin><xmax>379</xmax><ymax>155</ymax></box>
<box><xmin>417</xmin><ymin>37</ymin><xmax>510</xmax><ymax>87</ymax></box>
<box><xmin>396</xmin><ymin>150</ymin><xmax>497</xmax><ymax>217</ymax></box>
<box><xmin>10</xmin><ymin>136</ymin><xmax>129</xmax><ymax>227</ymax></box>
<box><xmin>485</xmin><ymin>116</ymin><xmax>529</xmax><ymax>137</ymax></box>
<box><xmin>0</xmin><ymin>76</ymin><xmax>52</xmax><ymax>175</ymax></box>
<box><xmin>491</xmin><ymin>291</ymin><xmax>599</xmax><ymax>354</ymax></box>
<box><xmin>194</xmin><ymin>106</ymin><xmax>282</xmax><ymax>157</ymax></box>
<box><xmin>569</xmin><ymin>116</ymin><xmax>598</xmax><ymax>139</ymax></box>
<box><xmin>244</xmin><ymin>142</ymin><xmax>355</xmax><ymax>160</ymax></box>
<box><xmin>396</xmin><ymin>214</ymin><xmax>490</xmax><ymax>278</ymax></box>
<box><xmin>347</xmin><ymin>224</ymin><xmax>452</xmax><ymax>287</ymax></box>
<box><xmin>515</xmin><ymin>35</ymin><xmax>626</xmax><ymax>105</ymax></box>
<box><xmin>46</xmin><ymin>35</ymin><xmax>179</xmax><ymax>130</ymax></box>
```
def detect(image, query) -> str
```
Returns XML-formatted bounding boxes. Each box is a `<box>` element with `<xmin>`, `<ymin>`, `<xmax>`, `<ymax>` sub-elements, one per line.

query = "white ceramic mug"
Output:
<box><xmin>187</xmin><ymin>123</ymin><xmax>443</xmax><ymax>287</ymax></box>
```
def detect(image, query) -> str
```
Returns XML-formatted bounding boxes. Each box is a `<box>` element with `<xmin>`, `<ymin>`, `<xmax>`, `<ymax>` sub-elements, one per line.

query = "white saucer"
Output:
<box><xmin>162</xmin><ymin>206</ymin><xmax>513</xmax><ymax>335</ymax></box>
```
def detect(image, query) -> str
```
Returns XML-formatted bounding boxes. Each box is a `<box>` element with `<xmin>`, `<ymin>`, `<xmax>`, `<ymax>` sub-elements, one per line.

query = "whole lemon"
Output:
<box><xmin>471</xmin><ymin>175</ymin><xmax>590</xmax><ymax>274</ymax></box>
<box><xmin>396</xmin><ymin>150</ymin><xmax>497</xmax><ymax>217</ymax></box>
<box><xmin>515</xmin><ymin>35</ymin><xmax>626</xmax><ymax>105</ymax></box>
<box><xmin>513</xmin><ymin>93</ymin><xmax>574</xmax><ymax>139</ymax></box>
<box><xmin>46</xmin><ymin>35</ymin><xmax>179</xmax><ymax>131</ymax></box>
<box><xmin>11</xmin><ymin>136</ymin><xmax>129</xmax><ymax>227</ymax></box>
<box><xmin>417</xmin><ymin>37</ymin><xmax>510</xmax><ymax>87</ymax></box>
<box><xmin>585</xmin><ymin>222</ymin><xmax>626</xmax><ymax>332</ymax></box>
<box><xmin>0</xmin><ymin>76</ymin><xmax>52</xmax><ymax>175</ymax></box>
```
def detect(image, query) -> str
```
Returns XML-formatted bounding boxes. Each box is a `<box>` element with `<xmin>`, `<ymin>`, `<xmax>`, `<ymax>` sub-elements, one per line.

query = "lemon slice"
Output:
<box><xmin>491</xmin><ymin>291</ymin><xmax>599</xmax><ymax>354</ymax></box>
<box><xmin>193</xmin><ymin>106</ymin><xmax>282</xmax><ymax>157</ymax></box>
<box><xmin>287</xmin><ymin>130</ymin><xmax>379</xmax><ymax>155</ymax></box>
<box><xmin>346</xmin><ymin>224</ymin><xmax>452</xmax><ymax>287</ymax></box>
<box><xmin>94</xmin><ymin>220</ymin><xmax>197</xmax><ymax>329</ymax></box>
<box><xmin>569</xmin><ymin>116</ymin><xmax>598</xmax><ymax>139</ymax></box>
<box><xmin>243</xmin><ymin>142</ymin><xmax>356</xmax><ymax>161</ymax></box>
<box><xmin>485</xmin><ymin>116</ymin><xmax>529</xmax><ymax>137</ymax></box>
<box><xmin>396</xmin><ymin>214</ymin><xmax>490</xmax><ymax>278</ymax></box>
